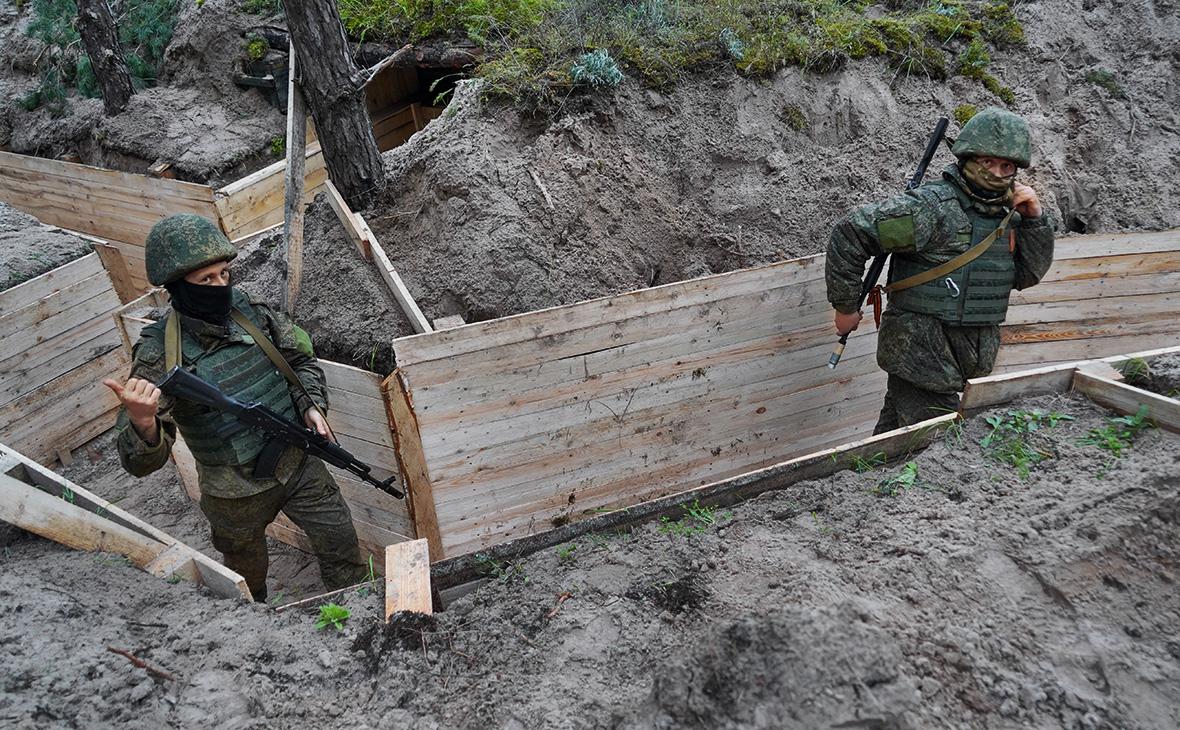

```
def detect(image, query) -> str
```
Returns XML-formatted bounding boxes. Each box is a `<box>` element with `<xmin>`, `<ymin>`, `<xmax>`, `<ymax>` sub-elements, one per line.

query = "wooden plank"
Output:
<box><xmin>323</xmin><ymin>180</ymin><xmax>370</xmax><ymax>259</ymax></box>
<box><xmin>282</xmin><ymin>42</ymin><xmax>307</xmax><ymax>315</ymax></box>
<box><xmin>433</xmin><ymin>315</ymin><xmax>466</xmax><ymax>330</ymax></box>
<box><xmin>385</xmin><ymin>539</ymin><xmax>433</xmax><ymax>620</ymax></box>
<box><xmin>0</xmin><ymin>254</ymin><xmax>104</xmax><ymax>315</ymax></box>
<box><xmin>1052</xmin><ymin>230</ymin><xmax>1180</xmax><ymax>261</ymax></box>
<box><xmin>93</xmin><ymin>243</ymin><xmax>142</xmax><ymax>303</ymax></box>
<box><xmin>960</xmin><ymin>362</ymin><xmax>1080</xmax><ymax>412</ymax></box>
<box><xmin>995</xmin><ymin>334</ymin><xmax>1180</xmax><ymax>369</ymax></box>
<box><xmin>1008</xmin><ymin>270</ymin><xmax>1180</xmax><ymax>305</ymax></box>
<box><xmin>1005</xmin><ymin>291</ymin><xmax>1180</xmax><ymax>326</ymax></box>
<box><xmin>1072</xmin><ymin>371</ymin><xmax>1180</xmax><ymax>433</ymax></box>
<box><xmin>384</xmin><ymin>371</ymin><xmax>444</xmax><ymax>561</ymax></box>
<box><xmin>0</xmin><ymin>325</ymin><xmax>121</xmax><ymax>406</ymax></box>
<box><xmin>0</xmin><ymin>285</ymin><xmax>119</xmax><ymax>359</ymax></box>
<box><xmin>0</xmin><ymin>270</ymin><xmax>114</xmax><ymax>339</ymax></box>
<box><xmin>0</xmin><ymin>151</ymin><xmax>215</xmax><ymax>203</ymax></box>
<box><xmin>430</xmin><ymin>413</ymin><xmax>956</xmax><ymax>582</ymax></box>
<box><xmin>0</xmin><ymin>471</ymin><xmax>166</xmax><ymax>567</ymax></box>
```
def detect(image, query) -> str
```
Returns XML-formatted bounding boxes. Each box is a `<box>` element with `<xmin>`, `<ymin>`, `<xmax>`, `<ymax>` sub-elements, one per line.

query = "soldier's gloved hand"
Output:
<box><xmin>103</xmin><ymin>377</ymin><xmax>161</xmax><ymax>443</ymax></box>
<box><xmin>304</xmin><ymin>408</ymin><xmax>336</xmax><ymax>443</ymax></box>
<box><xmin>1011</xmin><ymin>183</ymin><xmax>1042</xmax><ymax>219</ymax></box>
<box><xmin>834</xmin><ymin>309</ymin><xmax>863</xmax><ymax>337</ymax></box>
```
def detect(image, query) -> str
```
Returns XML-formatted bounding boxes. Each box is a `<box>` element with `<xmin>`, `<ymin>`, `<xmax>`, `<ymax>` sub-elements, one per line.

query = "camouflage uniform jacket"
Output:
<box><xmin>115</xmin><ymin>288</ymin><xmax>330</xmax><ymax>498</ymax></box>
<box><xmin>825</xmin><ymin>164</ymin><xmax>1055</xmax><ymax>393</ymax></box>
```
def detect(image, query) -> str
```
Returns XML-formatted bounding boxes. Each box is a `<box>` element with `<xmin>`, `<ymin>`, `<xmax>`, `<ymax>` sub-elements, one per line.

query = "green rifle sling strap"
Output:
<box><xmin>164</xmin><ymin>307</ymin><xmax>325</xmax><ymax>419</ymax></box>
<box><xmin>884</xmin><ymin>208</ymin><xmax>1016</xmax><ymax>294</ymax></box>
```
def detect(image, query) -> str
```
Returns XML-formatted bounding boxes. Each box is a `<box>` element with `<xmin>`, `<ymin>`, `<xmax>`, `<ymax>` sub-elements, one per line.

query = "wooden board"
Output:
<box><xmin>214</xmin><ymin>143</ymin><xmax>328</xmax><ymax>240</ymax></box>
<box><xmin>385</xmin><ymin>539</ymin><xmax>432</xmax><ymax>620</ymax></box>
<box><xmin>1072</xmin><ymin>371</ymin><xmax>1180</xmax><ymax>433</ymax></box>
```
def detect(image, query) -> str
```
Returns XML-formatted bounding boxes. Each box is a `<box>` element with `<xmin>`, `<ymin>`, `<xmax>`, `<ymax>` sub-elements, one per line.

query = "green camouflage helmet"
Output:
<box><xmin>951</xmin><ymin>107</ymin><xmax>1032</xmax><ymax>168</ymax></box>
<box><xmin>145</xmin><ymin>214</ymin><xmax>236</xmax><ymax>286</ymax></box>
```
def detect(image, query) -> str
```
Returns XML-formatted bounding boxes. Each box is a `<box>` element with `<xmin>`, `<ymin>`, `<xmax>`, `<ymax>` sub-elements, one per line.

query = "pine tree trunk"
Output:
<box><xmin>282</xmin><ymin>0</ymin><xmax>385</xmax><ymax>209</ymax></box>
<box><xmin>76</xmin><ymin>0</ymin><xmax>134</xmax><ymax>115</ymax></box>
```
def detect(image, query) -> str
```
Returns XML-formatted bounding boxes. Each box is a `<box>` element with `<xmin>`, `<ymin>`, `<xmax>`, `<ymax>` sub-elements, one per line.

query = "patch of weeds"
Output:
<box><xmin>60</xmin><ymin>486</ymin><xmax>76</xmax><ymax>504</ymax></box>
<box><xmin>659</xmin><ymin>498</ymin><xmax>730</xmax><ymax>538</ymax></box>
<box><xmin>269</xmin><ymin>135</ymin><xmax>286</xmax><ymax>158</ymax></box>
<box><xmin>847</xmin><ymin>450</ymin><xmax>887</xmax><ymax>474</ymax></box>
<box><xmin>809</xmin><ymin>510</ymin><xmax>833</xmax><ymax>536</ymax></box>
<box><xmin>953</xmin><ymin>103</ymin><xmax>977</xmax><ymax>127</ymax></box>
<box><xmin>245</xmin><ymin>33</ymin><xmax>269</xmax><ymax>62</ymax></box>
<box><xmin>315</xmin><ymin>602</ymin><xmax>351</xmax><ymax>631</ymax></box>
<box><xmin>569</xmin><ymin>48</ymin><xmax>624</xmax><ymax>88</ymax></box>
<box><xmin>475</xmin><ymin>552</ymin><xmax>529</xmax><ymax>584</ymax></box>
<box><xmin>165</xmin><ymin>574</ymin><xmax>184</xmax><ymax>584</ymax></box>
<box><xmin>555</xmin><ymin>542</ymin><xmax>577</xmax><ymax>565</ymax></box>
<box><xmin>956</xmin><ymin>39</ymin><xmax>1013</xmax><ymax>103</ymax></box>
<box><xmin>1079</xmin><ymin>405</ymin><xmax>1154</xmax><ymax>461</ymax></box>
<box><xmin>981</xmin><ymin>409</ymin><xmax>1074</xmax><ymax>478</ymax></box>
<box><xmin>873</xmin><ymin>461</ymin><xmax>920</xmax><ymax>497</ymax></box>
<box><xmin>781</xmin><ymin>103</ymin><xmax>808</xmax><ymax>131</ymax></box>
<box><xmin>1085</xmin><ymin>68</ymin><xmax>1126</xmax><ymax>100</ymax></box>
<box><xmin>1117</xmin><ymin>357</ymin><xmax>1150</xmax><ymax>386</ymax></box>
<box><xmin>243</xmin><ymin>0</ymin><xmax>282</xmax><ymax>15</ymax></box>
<box><xmin>981</xmin><ymin>1</ymin><xmax>1024</xmax><ymax>46</ymax></box>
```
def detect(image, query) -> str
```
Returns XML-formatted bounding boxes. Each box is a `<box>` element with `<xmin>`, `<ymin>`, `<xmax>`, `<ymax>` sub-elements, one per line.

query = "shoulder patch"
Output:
<box><xmin>292</xmin><ymin>325</ymin><xmax>315</xmax><ymax>358</ymax></box>
<box><xmin>877</xmin><ymin>215</ymin><xmax>916</xmax><ymax>252</ymax></box>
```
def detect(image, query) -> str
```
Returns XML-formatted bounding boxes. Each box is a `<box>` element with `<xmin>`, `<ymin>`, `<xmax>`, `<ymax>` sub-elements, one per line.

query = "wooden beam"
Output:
<box><xmin>324</xmin><ymin>179</ymin><xmax>370</xmax><ymax>260</ymax></box>
<box><xmin>1072</xmin><ymin>371</ymin><xmax>1180</xmax><ymax>433</ymax></box>
<box><xmin>385</xmin><ymin>538</ymin><xmax>432</xmax><ymax>620</ymax></box>
<box><xmin>383</xmin><ymin>370</ymin><xmax>444</xmax><ymax>561</ymax></box>
<box><xmin>432</xmin><ymin>314</ymin><xmax>466</xmax><ymax>330</ymax></box>
<box><xmin>959</xmin><ymin>362</ymin><xmax>1080</xmax><ymax>413</ymax></box>
<box><xmin>429</xmin><ymin>413</ymin><xmax>957</xmax><ymax>587</ymax></box>
<box><xmin>92</xmin><ymin>243</ymin><xmax>141</xmax><ymax>303</ymax></box>
<box><xmin>281</xmin><ymin>40</ymin><xmax>307</xmax><ymax>316</ymax></box>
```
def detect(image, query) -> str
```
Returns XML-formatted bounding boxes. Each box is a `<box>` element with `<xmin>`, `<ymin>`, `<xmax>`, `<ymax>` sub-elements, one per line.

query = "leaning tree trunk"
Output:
<box><xmin>76</xmin><ymin>0</ymin><xmax>134</xmax><ymax>115</ymax></box>
<box><xmin>282</xmin><ymin>0</ymin><xmax>385</xmax><ymax>209</ymax></box>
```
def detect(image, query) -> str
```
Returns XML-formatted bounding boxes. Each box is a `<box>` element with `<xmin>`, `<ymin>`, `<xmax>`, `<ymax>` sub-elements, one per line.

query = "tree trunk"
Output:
<box><xmin>282</xmin><ymin>0</ymin><xmax>385</xmax><ymax>209</ymax></box>
<box><xmin>76</xmin><ymin>0</ymin><xmax>134</xmax><ymax>115</ymax></box>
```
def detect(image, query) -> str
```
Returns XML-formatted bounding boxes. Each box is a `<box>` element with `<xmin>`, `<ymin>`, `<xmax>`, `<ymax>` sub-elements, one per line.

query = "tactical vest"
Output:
<box><xmin>144</xmin><ymin>298</ymin><xmax>296</xmax><ymax>466</ymax></box>
<box><xmin>887</xmin><ymin>186</ymin><xmax>1016</xmax><ymax>325</ymax></box>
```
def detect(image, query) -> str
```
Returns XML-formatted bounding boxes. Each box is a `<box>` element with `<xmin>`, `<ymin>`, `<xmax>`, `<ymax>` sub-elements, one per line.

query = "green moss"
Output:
<box><xmin>243</xmin><ymin>0</ymin><xmax>282</xmax><ymax>15</ymax></box>
<box><xmin>269</xmin><ymin>135</ymin><xmax>286</xmax><ymax>158</ymax></box>
<box><xmin>982</xmin><ymin>1</ymin><xmax>1024</xmax><ymax>46</ymax></box>
<box><xmin>245</xmin><ymin>33</ymin><xmax>269</xmax><ymax>61</ymax></box>
<box><xmin>782</xmin><ymin>103</ymin><xmax>807</xmax><ymax>131</ymax></box>
<box><xmin>953</xmin><ymin>103</ymin><xmax>977</xmax><ymax>126</ymax></box>
<box><xmin>1085</xmin><ymin>68</ymin><xmax>1126</xmax><ymax>99</ymax></box>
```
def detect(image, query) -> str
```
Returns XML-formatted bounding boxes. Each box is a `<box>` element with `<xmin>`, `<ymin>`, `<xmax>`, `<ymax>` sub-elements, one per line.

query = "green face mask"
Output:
<box><xmin>962</xmin><ymin>158</ymin><xmax>1016</xmax><ymax>193</ymax></box>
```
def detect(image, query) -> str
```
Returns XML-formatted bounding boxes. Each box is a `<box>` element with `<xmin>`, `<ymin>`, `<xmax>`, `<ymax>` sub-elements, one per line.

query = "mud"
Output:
<box><xmin>0</xmin><ymin>201</ymin><xmax>94</xmax><ymax>289</ymax></box>
<box><xmin>2</xmin><ymin>394</ymin><xmax>1179</xmax><ymax>728</ymax></box>
<box><xmin>0</xmin><ymin>0</ymin><xmax>284</xmax><ymax>185</ymax></box>
<box><xmin>366</xmin><ymin>0</ymin><xmax>1180</xmax><ymax>325</ymax></box>
<box><xmin>231</xmin><ymin>195</ymin><xmax>413</xmax><ymax>374</ymax></box>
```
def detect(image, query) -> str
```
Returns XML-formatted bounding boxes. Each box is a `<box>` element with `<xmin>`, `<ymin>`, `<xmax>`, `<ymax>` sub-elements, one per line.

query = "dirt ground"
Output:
<box><xmin>367</xmin><ymin>0</ymin><xmax>1180</xmax><ymax>324</ymax></box>
<box><xmin>1123</xmin><ymin>354</ymin><xmax>1180</xmax><ymax>400</ymax></box>
<box><xmin>0</xmin><ymin>0</ymin><xmax>285</xmax><ymax>185</ymax></box>
<box><xmin>1</xmin><ymin>394</ymin><xmax>1178</xmax><ymax>728</ymax></box>
<box><xmin>0</xmin><ymin>201</ymin><xmax>94</xmax><ymax>289</ymax></box>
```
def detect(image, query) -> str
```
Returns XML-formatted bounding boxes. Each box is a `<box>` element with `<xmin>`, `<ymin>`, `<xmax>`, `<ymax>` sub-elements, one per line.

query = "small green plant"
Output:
<box><xmin>781</xmin><ymin>103</ymin><xmax>808</xmax><ymax>131</ymax></box>
<box><xmin>475</xmin><ymin>553</ymin><xmax>529</xmax><ymax>584</ymax></box>
<box><xmin>315</xmin><ymin>602</ymin><xmax>351</xmax><ymax>631</ymax></box>
<box><xmin>809</xmin><ymin>510</ymin><xmax>832</xmax><ymax>536</ymax></box>
<box><xmin>269</xmin><ymin>135</ymin><xmax>286</xmax><ymax>158</ymax></box>
<box><xmin>243</xmin><ymin>0</ymin><xmax>282</xmax><ymax>15</ymax></box>
<box><xmin>60</xmin><ymin>486</ymin><xmax>76</xmax><ymax>504</ymax></box>
<box><xmin>718</xmin><ymin>27</ymin><xmax>745</xmax><ymax>61</ymax></box>
<box><xmin>873</xmin><ymin>461</ymin><xmax>920</xmax><ymax>497</ymax></box>
<box><xmin>981</xmin><ymin>409</ymin><xmax>1074</xmax><ymax>478</ymax></box>
<box><xmin>847</xmin><ymin>450</ymin><xmax>886</xmax><ymax>474</ymax></box>
<box><xmin>555</xmin><ymin>542</ymin><xmax>577</xmax><ymax>565</ymax></box>
<box><xmin>953</xmin><ymin>103</ymin><xmax>977</xmax><ymax>127</ymax></box>
<box><xmin>659</xmin><ymin>499</ymin><xmax>729</xmax><ymax>537</ymax></box>
<box><xmin>1085</xmin><ymin>68</ymin><xmax>1126</xmax><ymax>99</ymax></box>
<box><xmin>569</xmin><ymin>49</ymin><xmax>624</xmax><ymax>89</ymax></box>
<box><xmin>1117</xmin><ymin>357</ymin><xmax>1150</xmax><ymax>384</ymax></box>
<box><xmin>245</xmin><ymin>33</ymin><xmax>269</xmax><ymax>62</ymax></box>
<box><xmin>982</xmin><ymin>1</ymin><xmax>1024</xmax><ymax>46</ymax></box>
<box><xmin>1079</xmin><ymin>406</ymin><xmax>1154</xmax><ymax>460</ymax></box>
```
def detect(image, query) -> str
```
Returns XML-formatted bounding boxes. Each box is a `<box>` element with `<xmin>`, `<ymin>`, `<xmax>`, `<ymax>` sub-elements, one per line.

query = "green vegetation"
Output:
<box><xmin>953</xmin><ymin>102</ymin><xmax>977</xmax><ymax>126</ymax></box>
<box><xmin>315</xmin><ymin>602</ymin><xmax>351</xmax><ymax>630</ymax></box>
<box><xmin>659</xmin><ymin>499</ymin><xmax>730</xmax><ymax>538</ymax></box>
<box><xmin>269</xmin><ymin>134</ymin><xmax>286</xmax><ymax>158</ymax></box>
<box><xmin>781</xmin><ymin>103</ymin><xmax>808</xmax><ymax>131</ymax></box>
<box><xmin>24</xmin><ymin>0</ymin><xmax>180</xmax><ymax>115</ymax></box>
<box><xmin>243</xmin><ymin>0</ymin><xmax>283</xmax><ymax>15</ymax></box>
<box><xmin>336</xmin><ymin>0</ymin><xmax>1024</xmax><ymax>112</ymax></box>
<box><xmin>475</xmin><ymin>552</ymin><xmax>529</xmax><ymax>583</ymax></box>
<box><xmin>1085</xmin><ymin>68</ymin><xmax>1126</xmax><ymax>99</ymax></box>
<box><xmin>1079</xmin><ymin>405</ymin><xmax>1154</xmax><ymax>460</ymax></box>
<box><xmin>981</xmin><ymin>409</ymin><xmax>1073</xmax><ymax>479</ymax></box>
<box><xmin>873</xmin><ymin>460</ymin><xmax>920</xmax><ymax>497</ymax></box>
<box><xmin>846</xmin><ymin>450</ymin><xmax>887</xmax><ymax>473</ymax></box>
<box><xmin>245</xmin><ymin>32</ymin><xmax>269</xmax><ymax>62</ymax></box>
<box><xmin>555</xmin><ymin>542</ymin><xmax>577</xmax><ymax>564</ymax></box>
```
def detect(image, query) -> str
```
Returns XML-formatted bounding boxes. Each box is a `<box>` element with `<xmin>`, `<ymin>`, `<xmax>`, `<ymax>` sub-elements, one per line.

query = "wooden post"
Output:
<box><xmin>92</xmin><ymin>243</ymin><xmax>140</xmax><ymax>304</ymax></box>
<box><xmin>382</xmin><ymin>371</ymin><xmax>444</xmax><ymax>561</ymax></box>
<box><xmin>385</xmin><ymin>539</ymin><xmax>432</xmax><ymax>620</ymax></box>
<box><xmin>281</xmin><ymin>40</ymin><xmax>307</xmax><ymax>316</ymax></box>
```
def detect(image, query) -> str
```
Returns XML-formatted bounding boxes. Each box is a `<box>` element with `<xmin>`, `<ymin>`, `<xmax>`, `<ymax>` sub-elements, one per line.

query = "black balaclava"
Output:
<box><xmin>165</xmin><ymin>279</ymin><xmax>233</xmax><ymax>325</ymax></box>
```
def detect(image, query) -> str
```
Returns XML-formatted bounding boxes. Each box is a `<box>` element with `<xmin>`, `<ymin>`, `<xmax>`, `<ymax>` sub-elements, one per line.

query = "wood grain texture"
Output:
<box><xmin>385</xmin><ymin>539</ymin><xmax>432</xmax><ymax>620</ymax></box>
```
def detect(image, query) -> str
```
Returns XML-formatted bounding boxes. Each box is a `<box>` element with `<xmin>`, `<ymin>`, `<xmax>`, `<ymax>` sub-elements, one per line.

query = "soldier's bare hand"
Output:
<box><xmin>1012</xmin><ymin>183</ymin><xmax>1042</xmax><ymax>219</ymax></box>
<box><xmin>304</xmin><ymin>408</ymin><xmax>336</xmax><ymax>443</ymax></box>
<box><xmin>103</xmin><ymin>377</ymin><xmax>161</xmax><ymax>444</ymax></box>
<box><xmin>834</xmin><ymin>309</ymin><xmax>862</xmax><ymax>337</ymax></box>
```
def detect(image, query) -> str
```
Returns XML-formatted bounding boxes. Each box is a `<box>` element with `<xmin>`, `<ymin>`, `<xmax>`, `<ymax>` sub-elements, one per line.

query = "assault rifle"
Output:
<box><xmin>157</xmin><ymin>366</ymin><xmax>405</xmax><ymax>499</ymax></box>
<box><xmin>827</xmin><ymin>116</ymin><xmax>950</xmax><ymax>369</ymax></box>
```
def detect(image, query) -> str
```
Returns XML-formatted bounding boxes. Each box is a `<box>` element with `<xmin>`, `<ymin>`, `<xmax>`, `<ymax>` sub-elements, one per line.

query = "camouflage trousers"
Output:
<box><xmin>198</xmin><ymin>455</ymin><xmax>368</xmax><ymax>602</ymax></box>
<box><xmin>873</xmin><ymin>374</ymin><xmax>960</xmax><ymax>435</ymax></box>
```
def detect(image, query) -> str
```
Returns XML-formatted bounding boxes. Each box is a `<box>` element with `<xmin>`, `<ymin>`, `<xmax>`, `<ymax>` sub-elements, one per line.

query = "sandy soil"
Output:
<box><xmin>0</xmin><ymin>201</ymin><xmax>94</xmax><ymax>289</ymax></box>
<box><xmin>2</xmin><ymin>394</ymin><xmax>1178</xmax><ymax>728</ymax></box>
<box><xmin>365</xmin><ymin>0</ymin><xmax>1180</xmax><ymax>325</ymax></box>
<box><xmin>0</xmin><ymin>0</ymin><xmax>284</xmax><ymax>185</ymax></box>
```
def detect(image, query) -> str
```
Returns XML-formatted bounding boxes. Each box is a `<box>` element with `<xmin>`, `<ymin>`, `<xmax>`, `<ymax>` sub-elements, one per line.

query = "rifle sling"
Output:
<box><xmin>884</xmin><ymin>209</ymin><xmax>1016</xmax><ymax>294</ymax></box>
<box><xmin>164</xmin><ymin>308</ymin><xmax>324</xmax><ymax>419</ymax></box>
